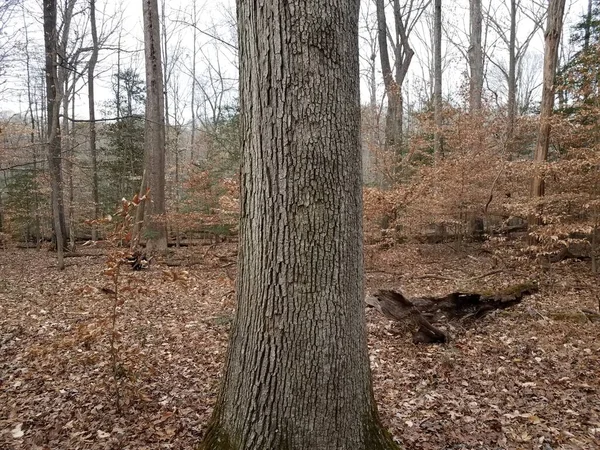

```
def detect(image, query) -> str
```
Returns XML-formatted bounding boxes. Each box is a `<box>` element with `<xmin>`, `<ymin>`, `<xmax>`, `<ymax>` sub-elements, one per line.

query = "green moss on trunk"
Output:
<box><xmin>363</xmin><ymin>406</ymin><xmax>403</xmax><ymax>450</ymax></box>
<box><xmin>198</xmin><ymin>421</ymin><xmax>235</xmax><ymax>450</ymax></box>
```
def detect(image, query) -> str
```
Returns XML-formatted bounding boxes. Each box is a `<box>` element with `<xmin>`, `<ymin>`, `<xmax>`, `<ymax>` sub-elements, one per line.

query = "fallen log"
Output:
<box><xmin>367</xmin><ymin>290</ymin><xmax>449</xmax><ymax>344</ymax></box>
<box><xmin>367</xmin><ymin>282</ymin><xmax>538</xmax><ymax>344</ymax></box>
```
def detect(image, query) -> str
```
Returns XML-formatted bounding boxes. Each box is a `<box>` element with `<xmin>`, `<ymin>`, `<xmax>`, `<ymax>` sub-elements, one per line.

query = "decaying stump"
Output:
<box><xmin>366</xmin><ymin>283</ymin><xmax>538</xmax><ymax>344</ymax></box>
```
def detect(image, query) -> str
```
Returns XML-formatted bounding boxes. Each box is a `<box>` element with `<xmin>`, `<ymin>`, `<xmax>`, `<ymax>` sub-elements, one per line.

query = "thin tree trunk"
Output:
<box><xmin>56</xmin><ymin>0</ymin><xmax>75</xmax><ymax>244</ymax></box>
<box><xmin>116</xmin><ymin>32</ymin><xmax>122</xmax><ymax>120</ymax></box>
<box><xmin>433</xmin><ymin>0</ymin><xmax>443</xmax><ymax>159</ymax></box>
<box><xmin>584</xmin><ymin>0</ymin><xmax>593</xmax><ymax>50</ymax></box>
<box><xmin>201</xmin><ymin>0</ymin><xmax>399</xmax><ymax>448</ymax></box>
<box><xmin>507</xmin><ymin>0</ymin><xmax>517</xmax><ymax>150</ymax></box>
<box><xmin>142</xmin><ymin>0</ymin><xmax>167</xmax><ymax>252</ymax></box>
<box><xmin>530</xmin><ymin>0</ymin><xmax>567</xmax><ymax>228</ymax></box>
<box><xmin>161</xmin><ymin>0</ymin><xmax>171</xmax><ymax>246</ymax></box>
<box><xmin>68</xmin><ymin>72</ymin><xmax>76</xmax><ymax>250</ymax></box>
<box><xmin>376</xmin><ymin>0</ymin><xmax>397</xmax><ymax>152</ymax></box>
<box><xmin>43</xmin><ymin>0</ymin><xmax>65</xmax><ymax>269</ymax></box>
<box><xmin>190</xmin><ymin>1</ymin><xmax>197</xmax><ymax>162</ymax></box>
<box><xmin>62</xmin><ymin>69</ymin><xmax>75</xmax><ymax>251</ymax></box>
<box><xmin>23</xmin><ymin>4</ymin><xmax>41</xmax><ymax>245</ymax></box>
<box><xmin>89</xmin><ymin>0</ymin><xmax>100</xmax><ymax>241</ymax></box>
<box><xmin>468</xmin><ymin>0</ymin><xmax>483</xmax><ymax>113</ymax></box>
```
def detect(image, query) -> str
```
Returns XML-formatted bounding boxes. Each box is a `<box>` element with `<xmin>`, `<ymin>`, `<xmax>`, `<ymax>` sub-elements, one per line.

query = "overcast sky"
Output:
<box><xmin>1</xmin><ymin>0</ymin><xmax>590</xmax><ymax>122</ymax></box>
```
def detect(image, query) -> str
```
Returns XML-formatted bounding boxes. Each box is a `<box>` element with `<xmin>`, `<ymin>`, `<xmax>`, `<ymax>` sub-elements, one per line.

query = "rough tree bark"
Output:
<box><xmin>141</xmin><ymin>0</ymin><xmax>167</xmax><ymax>252</ymax></box>
<box><xmin>43</xmin><ymin>0</ymin><xmax>65</xmax><ymax>269</ymax></box>
<box><xmin>200</xmin><ymin>0</ymin><xmax>399</xmax><ymax>448</ymax></box>
<box><xmin>530</xmin><ymin>0</ymin><xmax>566</xmax><ymax>227</ymax></box>
<box><xmin>468</xmin><ymin>0</ymin><xmax>483</xmax><ymax>113</ymax></box>
<box><xmin>433</xmin><ymin>0</ymin><xmax>443</xmax><ymax>159</ymax></box>
<box><xmin>88</xmin><ymin>0</ymin><xmax>100</xmax><ymax>241</ymax></box>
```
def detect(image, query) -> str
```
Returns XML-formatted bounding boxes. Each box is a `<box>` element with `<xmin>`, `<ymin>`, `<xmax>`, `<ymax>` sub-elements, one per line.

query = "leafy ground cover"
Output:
<box><xmin>1</xmin><ymin>241</ymin><xmax>598</xmax><ymax>449</ymax></box>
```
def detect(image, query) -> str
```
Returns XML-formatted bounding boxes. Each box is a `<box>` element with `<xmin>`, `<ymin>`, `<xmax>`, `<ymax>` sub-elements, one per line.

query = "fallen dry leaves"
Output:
<box><xmin>0</xmin><ymin>241</ymin><xmax>598</xmax><ymax>449</ymax></box>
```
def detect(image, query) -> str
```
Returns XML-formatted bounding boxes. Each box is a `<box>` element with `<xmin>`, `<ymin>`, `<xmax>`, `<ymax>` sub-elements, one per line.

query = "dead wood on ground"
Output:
<box><xmin>367</xmin><ymin>283</ymin><xmax>538</xmax><ymax>344</ymax></box>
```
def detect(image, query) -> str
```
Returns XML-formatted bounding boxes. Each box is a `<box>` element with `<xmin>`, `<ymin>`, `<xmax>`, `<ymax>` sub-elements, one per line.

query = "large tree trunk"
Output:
<box><xmin>530</xmin><ymin>0</ymin><xmax>566</xmax><ymax>227</ymax></box>
<box><xmin>200</xmin><ymin>0</ymin><xmax>398</xmax><ymax>448</ymax></box>
<box><xmin>89</xmin><ymin>0</ymin><xmax>100</xmax><ymax>241</ymax></box>
<box><xmin>142</xmin><ymin>0</ymin><xmax>167</xmax><ymax>252</ymax></box>
<box><xmin>43</xmin><ymin>0</ymin><xmax>65</xmax><ymax>269</ymax></box>
<box><xmin>433</xmin><ymin>0</ymin><xmax>443</xmax><ymax>159</ymax></box>
<box><xmin>468</xmin><ymin>0</ymin><xmax>483</xmax><ymax>113</ymax></box>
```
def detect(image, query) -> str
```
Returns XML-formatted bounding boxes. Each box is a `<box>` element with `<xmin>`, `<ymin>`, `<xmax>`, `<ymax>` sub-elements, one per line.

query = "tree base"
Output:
<box><xmin>199</xmin><ymin>410</ymin><xmax>402</xmax><ymax>450</ymax></box>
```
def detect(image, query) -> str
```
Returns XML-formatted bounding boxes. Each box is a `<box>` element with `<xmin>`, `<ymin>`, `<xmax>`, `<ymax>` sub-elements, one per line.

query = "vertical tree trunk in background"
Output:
<box><xmin>62</xmin><ymin>70</ymin><xmax>74</xmax><ymax>250</ymax></box>
<box><xmin>376</xmin><ymin>0</ymin><xmax>400</xmax><ymax>154</ymax></box>
<box><xmin>190</xmin><ymin>1</ymin><xmax>197</xmax><ymax>162</ymax></box>
<box><xmin>369</xmin><ymin>51</ymin><xmax>377</xmax><ymax>110</ymax></box>
<box><xmin>88</xmin><ymin>0</ymin><xmax>100</xmax><ymax>241</ymax></box>
<box><xmin>375</xmin><ymin>0</ymin><xmax>415</xmax><ymax>163</ymax></box>
<box><xmin>142</xmin><ymin>0</ymin><xmax>167</xmax><ymax>252</ymax></box>
<box><xmin>23</xmin><ymin>5</ymin><xmax>41</xmax><ymax>244</ymax></box>
<box><xmin>43</xmin><ymin>0</ymin><xmax>65</xmax><ymax>269</ymax></box>
<box><xmin>200</xmin><ymin>0</ymin><xmax>399</xmax><ymax>448</ymax></box>
<box><xmin>161</xmin><ymin>0</ymin><xmax>179</xmax><ymax>247</ymax></box>
<box><xmin>468</xmin><ymin>0</ymin><xmax>483</xmax><ymax>113</ymax></box>
<box><xmin>507</xmin><ymin>0</ymin><xmax>517</xmax><ymax>150</ymax></box>
<box><xmin>584</xmin><ymin>0</ymin><xmax>593</xmax><ymax>49</ymax></box>
<box><xmin>161</xmin><ymin>0</ymin><xmax>170</xmax><ymax>136</ymax></box>
<box><xmin>433</xmin><ymin>0</ymin><xmax>443</xmax><ymax>159</ymax></box>
<box><xmin>68</xmin><ymin>74</ymin><xmax>76</xmax><ymax>250</ymax></box>
<box><xmin>57</xmin><ymin>0</ymin><xmax>75</xmax><ymax>245</ymax></box>
<box><xmin>530</xmin><ymin>0</ymin><xmax>566</xmax><ymax>227</ymax></box>
<box><xmin>116</xmin><ymin>32</ymin><xmax>122</xmax><ymax>120</ymax></box>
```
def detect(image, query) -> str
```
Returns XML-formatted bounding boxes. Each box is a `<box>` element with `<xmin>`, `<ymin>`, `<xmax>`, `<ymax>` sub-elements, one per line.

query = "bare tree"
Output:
<box><xmin>57</xmin><ymin>0</ymin><xmax>77</xmax><ymax>249</ymax></box>
<box><xmin>0</xmin><ymin>0</ymin><xmax>20</xmax><ymax>88</ymax></box>
<box><xmin>376</xmin><ymin>0</ymin><xmax>431</xmax><ymax>157</ymax></box>
<box><xmin>360</xmin><ymin>1</ymin><xmax>379</xmax><ymax>110</ymax></box>
<box><xmin>584</xmin><ymin>0</ymin><xmax>593</xmax><ymax>49</ymax></box>
<box><xmin>22</xmin><ymin>2</ymin><xmax>42</xmax><ymax>244</ymax></box>
<box><xmin>507</xmin><ymin>0</ymin><xmax>517</xmax><ymax>143</ymax></box>
<box><xmin>141</xmin><ymin>0</ymin><xmax>167</xmax><ymax>252</ymax></box>
<box><xmin>160</xmin><ymin>0</ymin><xmax>186</xmax><ymax>246</ymax></box>
<box><xmin>188</xmin><ymin>2</ymin><xmax>199</xmax><ymax>162</ymax></box>
<box><xmin>43</xmin><ymin>0</ymin><xmax>66</xmax><ymax>269</ymax></box>
<box><xmin>485</xmin><ymin>0</ymin><xmax>546</xmax><ymax>147</ymax></box>
<box><xmin>469</xmin><ymin>0</ymin><xmax>483</xmax><ymax>112</ymax></box>
<box><xmin>88</xmin><ymin>0</ymin><xmax>99</xmax><ymax>240</ymax></box>
<box><xmin>359</xmin><ymin>1</ymin><xmax>382</xmax><ymax>181</ymax></box>
<box><xmin>433</xmin><ymin>0</ymin><xmax>443</xmax><ymax>159</ymax></box>
<box><xmin>530</xmin><ymin>0</ymin><xmax>567</xmax><ymax>219</ymax></box>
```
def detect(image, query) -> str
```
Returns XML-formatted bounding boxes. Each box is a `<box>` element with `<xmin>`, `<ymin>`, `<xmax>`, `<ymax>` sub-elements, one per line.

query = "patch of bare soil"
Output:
<box><xmin>0</xmin><ymin>241</ymin><xmax>598</xmax><ymax>449</ymax></box>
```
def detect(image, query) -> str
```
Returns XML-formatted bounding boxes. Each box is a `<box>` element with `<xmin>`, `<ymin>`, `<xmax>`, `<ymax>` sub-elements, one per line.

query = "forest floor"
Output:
<box><xmin>0</xmin><ymin>239</ymin><xmax>599</xmax><ymax>450</ymax></box>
